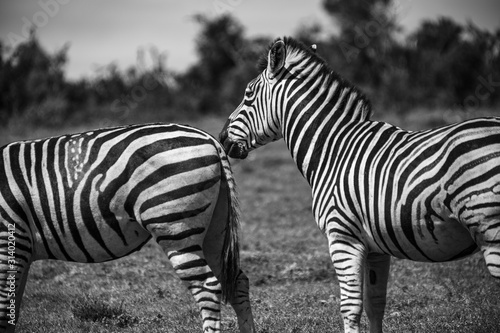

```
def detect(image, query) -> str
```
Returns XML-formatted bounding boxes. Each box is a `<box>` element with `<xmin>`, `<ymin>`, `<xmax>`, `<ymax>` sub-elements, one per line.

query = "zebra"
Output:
<box><xmin>219</xmin><ymin>36</ymin><xmax>500</xmax><ymax>333</ymax></box>
<box><xmin>0</xmin><ymin>123</ymin><xmax>256</xmax><ymax>333</ymax></box>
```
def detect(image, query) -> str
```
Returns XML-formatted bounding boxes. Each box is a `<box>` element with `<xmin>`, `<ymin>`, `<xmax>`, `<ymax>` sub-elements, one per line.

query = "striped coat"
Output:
<box><xmin>0</xmin><ymin>123</ymin><xmax>255</xmax><ymax>333</ymax></box>
<box><xmin>219</xmin><ymin>37</ymin><xmax>500</xmax><ymax>333</ymax></box>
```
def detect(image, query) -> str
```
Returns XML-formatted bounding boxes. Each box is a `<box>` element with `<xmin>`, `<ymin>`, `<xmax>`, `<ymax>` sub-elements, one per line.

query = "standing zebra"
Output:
<box><xmin>0</xmin><ymin>123</ymin><xmax>256</xmax><ymax>333</ymax></box>
<box><xmin>219</xmin><ymin>37</ymin><xmax>500</xmax><ymax>333</ymax></box>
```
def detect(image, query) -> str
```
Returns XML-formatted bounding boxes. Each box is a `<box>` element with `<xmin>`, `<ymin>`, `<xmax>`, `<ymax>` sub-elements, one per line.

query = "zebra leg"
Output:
<box><xmin>227</xmin><ymin>269</ymin><xmax>255</xmax><ymax>333</ymax></box>
<box><xmin>328</xmin><ymin>234</ymin><xmax>366</xmax><ymax>333</ymax></box>
<box><xmin>204</xmin><ymin>252</ymin><xmax>255</xmax><ymax>332</ymax></box>
<box><xmin>205</xmin><ymin>249</ymin><xmax>255</xmax><ymax>331</ymax></box>
<box><xmin>462</xmin><ymin>208</ymin><xmax>500</xmax><ymax>278</ymax></box>
<box><xmin>0</xmin><ymin>253</ymin><xmax>31</xmax><ymax>332</ymax></box>
<box><xmin>457</xmin><ymin>195</ymin><xmax>500</xmax><ymax>278</ymax></box>
<box><xmin>479</xmin><ymin>217</ymin><xmax>500</xmax><ymax>278</ymax></box>
<box><xmin>483</xmin><ymin>246</ymin><xmax>500</xmax><ymax>278</ymax></box>
<box><xmin>203</xmin><ymin>182</ymin><xmax>255</xmax><ymax>332</ymax></box>
<box><xmin>203</xmin><ymin>255</ymin><xmax>254</xmax><ymax>332</ymax></box>
<box><xmin>363</xmin><ymin>253</ymin><xmax>390</xmax><ymax>333</ymax></box>
<box><xmin>479</xmin><ymin>224</ymin><xmax>500</xmax><ymax>278</ymax></box>
<box><xmin>166</xmin><ymin>241</ymin><xmax>223</xmax><ymax>332</ymax></box>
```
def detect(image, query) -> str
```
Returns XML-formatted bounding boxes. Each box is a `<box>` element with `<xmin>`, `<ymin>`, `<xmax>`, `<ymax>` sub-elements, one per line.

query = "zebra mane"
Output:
<box><xmin>258</xmin><ymin>37</ymin><xmax>373</xmax><ymax>120</ymax></box>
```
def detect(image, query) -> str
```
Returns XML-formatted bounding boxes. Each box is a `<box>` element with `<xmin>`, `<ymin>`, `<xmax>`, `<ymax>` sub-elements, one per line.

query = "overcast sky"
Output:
<box><xmin>1</xmin><ymin>0</ymin><xmax>499</xmax><ymax>80</ymax></box>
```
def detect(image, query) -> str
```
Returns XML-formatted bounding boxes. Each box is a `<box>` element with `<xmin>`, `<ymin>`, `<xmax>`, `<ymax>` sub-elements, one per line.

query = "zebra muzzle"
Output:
<box><xmin>225</xmin><ymin>139</ymin><xmax>248</xmax><ymax>159</ymax></box>
<box><xmin>220</xmin><ymin>127</ymin><xmax>248</xmax><ymax>159</ymax></box>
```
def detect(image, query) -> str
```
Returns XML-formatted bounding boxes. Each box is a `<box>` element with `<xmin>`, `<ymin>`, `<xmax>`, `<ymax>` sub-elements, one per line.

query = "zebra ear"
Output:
<box><xmin>267</xmin><ymin>40</ymin><xmax>286</xmax><ymax>79</ymax></box>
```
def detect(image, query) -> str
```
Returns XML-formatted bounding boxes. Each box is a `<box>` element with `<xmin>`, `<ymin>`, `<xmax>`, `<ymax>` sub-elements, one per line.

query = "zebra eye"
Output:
<box><xmin>245</xmin><ymin>90</ymin><xmax>252</xmax><ymax>98</ymax></box>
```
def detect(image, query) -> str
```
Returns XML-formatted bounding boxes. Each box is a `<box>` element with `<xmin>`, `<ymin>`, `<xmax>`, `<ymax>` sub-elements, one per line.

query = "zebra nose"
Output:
<box><xmin>222</xmin><ymin>138</ymin><xmax>248</xmax><ymax>159</ymax></box>
<box><xmin>228</xmin><ymin>142</ymin><xmax>248</xmax><ymax>159</ymax></box>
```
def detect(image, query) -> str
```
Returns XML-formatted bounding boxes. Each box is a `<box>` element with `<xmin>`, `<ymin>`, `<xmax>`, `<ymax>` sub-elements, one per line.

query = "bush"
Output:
<box><xmin>23</xmin><ymin>95</ymin><xmax>69</xmax><ymax>127</ymax></box>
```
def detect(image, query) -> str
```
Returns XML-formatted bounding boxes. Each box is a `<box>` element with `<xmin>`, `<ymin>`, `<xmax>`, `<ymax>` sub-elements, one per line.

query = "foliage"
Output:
<box><xmin>174</xmin><ymin>14</ymin><xmax>268</xmax><ymax>114</ymax></box>
<box><xmin>323</xmin><ymin>0</ymin><xmax>399</xmax><ymax>87</ymax></box>
<box><xmin>320</xmin><ymin>1</ymin><xmax>500</xmax><ymax>111</ymax></box>
<box><xmin>0</xmin><ymin>28</ymin><xmax>68</xmax><ymax>124</ymax></box>
<box><xmin>0</xmin><ymin>5</ymin><xmax>499</xmax><ymax>128</ymax></box>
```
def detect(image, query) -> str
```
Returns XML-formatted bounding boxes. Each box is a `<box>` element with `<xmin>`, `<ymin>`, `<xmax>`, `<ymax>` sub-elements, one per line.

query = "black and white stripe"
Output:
<box><xmin>220</xmin><ymin>37</ymin><xmax>500</xmax><ymax>333</ymax></box>
<box><xmin>0</xmin><ymin>123</ymin><xmax>255</xmax><ymax>333</ymax></box>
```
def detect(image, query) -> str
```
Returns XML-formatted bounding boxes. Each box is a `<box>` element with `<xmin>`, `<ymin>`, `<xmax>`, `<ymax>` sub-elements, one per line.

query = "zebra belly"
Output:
<box><xmin>386</xmin><ymin>201</ymin><xmax>478</xmax><ymax>262</ymax></box>
<box><xmin>401</xmin><ymin>215</ymin><xmax>477</xmax><ymax>262</ymax></box>
<box><xmin>32</xmin><ymin>209</ymin><xmax>151</xmax><ymax>263</ymax></box>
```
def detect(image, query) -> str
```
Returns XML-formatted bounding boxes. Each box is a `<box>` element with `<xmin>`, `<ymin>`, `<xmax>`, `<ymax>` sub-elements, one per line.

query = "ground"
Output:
<box><xmin>3</xmin><ymin>109</ymin><xmax>500</xmax><ymax>332</ymax></box>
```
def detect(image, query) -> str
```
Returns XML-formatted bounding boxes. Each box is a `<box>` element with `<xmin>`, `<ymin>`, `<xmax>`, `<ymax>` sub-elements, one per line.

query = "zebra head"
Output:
<box><xmin>219</xmin><ymin>38</ymin><xmax>290</xmax><ymax>159</ymax></box>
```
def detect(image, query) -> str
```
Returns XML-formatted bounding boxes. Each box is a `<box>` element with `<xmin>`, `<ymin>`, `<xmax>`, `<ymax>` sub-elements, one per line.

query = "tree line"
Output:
<box><xmin>0</xmin><ymin>0</ymin><xmax>499</xmax><ymax>128</ymax></box>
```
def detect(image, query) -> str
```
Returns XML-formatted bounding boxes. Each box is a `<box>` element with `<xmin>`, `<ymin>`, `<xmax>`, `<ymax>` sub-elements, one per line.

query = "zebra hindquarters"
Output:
<box><xmin>143</xmin><ymin>181</ymin><xmax>223</xmax><ymax>332</ymax></box>
<box><xmin>135</xmin><ymin>150</ymin><xmax>236</xmax><ymax>332</ymax></box>
<box><xmin>0</xmin><ymin>222</ymin><xmax>32</xmax><ymax>333</ymax></box>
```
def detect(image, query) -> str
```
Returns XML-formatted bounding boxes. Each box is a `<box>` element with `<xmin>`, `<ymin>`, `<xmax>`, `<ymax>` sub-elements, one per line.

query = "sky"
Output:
<box><xmin>1</xmin><ymin>0</ymin><xmax>499</xmax><ymax>80</ymax></box>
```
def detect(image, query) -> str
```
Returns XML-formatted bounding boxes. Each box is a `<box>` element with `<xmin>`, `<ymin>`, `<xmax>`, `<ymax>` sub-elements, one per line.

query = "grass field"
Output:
<box><xmin>4</xmin><ymin>109</ymin><xmax>500</xmax><ymax>332</ymax></box>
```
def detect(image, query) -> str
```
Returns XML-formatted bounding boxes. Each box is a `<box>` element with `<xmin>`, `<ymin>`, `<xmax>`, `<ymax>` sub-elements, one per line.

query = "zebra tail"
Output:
<box><xmin>218</xmin><ymin>149</ymin><xmax>240</xmax><ymax>303</ymax></box>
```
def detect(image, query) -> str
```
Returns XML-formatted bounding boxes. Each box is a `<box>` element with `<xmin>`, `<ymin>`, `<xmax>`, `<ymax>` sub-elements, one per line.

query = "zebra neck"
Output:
<box><xmin>282</xmin><ymin>81</ymin><xmax>370</xmax><ymax>185</ymax></box>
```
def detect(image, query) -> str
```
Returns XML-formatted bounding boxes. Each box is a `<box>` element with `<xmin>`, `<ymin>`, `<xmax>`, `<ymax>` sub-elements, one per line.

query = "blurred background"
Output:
<box><xmin>0</xmin><ymin>0</ymin><xmax>499</xmax><ymax>138</ymax></box>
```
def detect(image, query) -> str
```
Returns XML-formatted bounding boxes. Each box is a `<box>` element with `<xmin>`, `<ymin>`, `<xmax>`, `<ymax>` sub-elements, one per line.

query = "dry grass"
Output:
<box><xmin>6</xmin><ymin>110</ymin><xmax>500</xmax><ymax>332</ymax></box>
